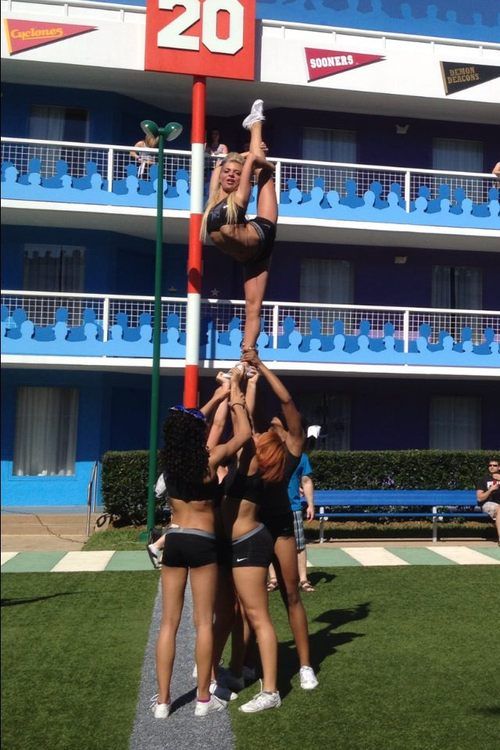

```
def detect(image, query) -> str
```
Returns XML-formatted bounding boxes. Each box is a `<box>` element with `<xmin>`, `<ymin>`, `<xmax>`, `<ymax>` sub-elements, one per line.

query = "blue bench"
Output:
<box><xmin>313</xmin><ymin>489</ymin><xmax>489</xmax><ymax>543</ymax></box>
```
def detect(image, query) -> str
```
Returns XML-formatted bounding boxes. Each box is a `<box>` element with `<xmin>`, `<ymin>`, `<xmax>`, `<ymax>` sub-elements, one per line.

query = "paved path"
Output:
<box><xmin>2</xmin><ymin>545</ymin><xmax>499</xmax><ymax>572</ymax></box>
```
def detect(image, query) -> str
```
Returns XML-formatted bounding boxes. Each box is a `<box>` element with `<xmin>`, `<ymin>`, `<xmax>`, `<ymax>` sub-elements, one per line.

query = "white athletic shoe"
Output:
<box><xmin>299</xmin><ymin>666</ymin><xmax>319</xmax><ymax>690</ymax></box>
<box><xmin>147</xmin><ymin>544</ymin><xmax>162</xmax><ymax>569</ymax></box>
<box><xmin>194</xmin><ymin>694</ymin><xmax>227</xmax><ymax>717</ymax></box>
<box><xmin>238</xmin><ymin>689</ymin><xmax>281</xmax><ymax>713</ymax></box>
<box><xmin>209</xmin><ymin>680</ymin><xmax>238</xmax><ymax>701</ymax></box>
<box><xmin>242</xmin><ymin>99</ymin><xmax>265</xmax><ymax>130</ymax></box>
<box><xmin>150</xmin><ymin>695</ymin><xmax>170</xmax><ymax>719</ymax></box>
<box><xmin>217</xmin><ymin>667</ymin><xmax>245</xmax><ymax>692</ymax></box>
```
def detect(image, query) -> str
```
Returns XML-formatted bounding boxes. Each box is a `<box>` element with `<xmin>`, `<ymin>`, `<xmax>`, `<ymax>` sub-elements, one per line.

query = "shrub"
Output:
<box><xmin>102</xmin><ymin>449</ymin><xmax>495</xmax><ymax>525</ymax></box>
<box><xmin>308</xmin><ymin>450</ymin><xmax>492</xmax><ymax>490</ymax></box>
<box><xmin>102</xmin><ymin>450</ymin><xmax>156</xmax><ymax>526</ymax></box>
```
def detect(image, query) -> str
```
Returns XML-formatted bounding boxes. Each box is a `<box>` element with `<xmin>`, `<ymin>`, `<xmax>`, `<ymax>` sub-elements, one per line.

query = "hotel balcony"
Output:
<box><xmin>2</xmin><ymin>290</ymin><xmax>499</xmax><ymax>378</ymax></box>
<box><xmin>2</xmin><ymin>137</ymin><xmax>499</xmax><ymax>251</ymax></box>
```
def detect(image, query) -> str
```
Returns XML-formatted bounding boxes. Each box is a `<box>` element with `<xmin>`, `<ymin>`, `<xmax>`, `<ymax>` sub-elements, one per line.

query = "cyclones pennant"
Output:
<box><xmin>4</xmin><ymin>19</ymin><xmax>96</xmax><ymax>55</ymax></box>
<box><xmin>305</xmin><ymin>47</ymin><xmax>384</xmax><ymax>82</ymax></box>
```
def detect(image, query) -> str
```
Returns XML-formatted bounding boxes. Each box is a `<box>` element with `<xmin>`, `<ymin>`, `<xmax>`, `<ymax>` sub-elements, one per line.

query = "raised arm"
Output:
<box><xmin>244</xmin><ymin>367</ymin><xmax>260</xmax><ymax>433</ymax></box>
<box><xmin>207</xmin><ymin>396</ymin><xmax>230</xmax><ymax>451</ymax></box>
<box><xmin>210</xmin><ymin>369</ymin><xmax>251</xmax><ymax>467</ymax></box>
<box><xmin>247</xmin><ymin>354</ymin><xmax>304</xmax><ymax>455</ymax></box>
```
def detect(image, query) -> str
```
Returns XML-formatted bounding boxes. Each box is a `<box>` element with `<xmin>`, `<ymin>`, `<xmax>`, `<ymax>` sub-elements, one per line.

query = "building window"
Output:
<box><xmin>29</xmin><ymin>105</ymin><xmax>89</xmax><ymax>142</ymax></box>
<box><xmin>429</xmin><ymin>396</ymin><xmax>481</xmax><ymax>449</ymax></box>
<box><xmin>13</xmin><ymin>387</ymin><xmax>79</xmax><ymax>476</ymax></box>
<box><xmin>431</xmin><ymin>266</ymin><xmax>482</xmax><ymax>309</ymax></box>
<box><xmin>300</xmin><ymin>258</ymin><xmax>353</xmax><ymax>304</ymax></box>
<box><xmin>300</xmin><ymin>392</ymin><xmax>351</xmax><ymax>451</ymax></box>
<box><xmin>432</xmin><ymin>138</ymin><xmax>483</xmax><ymax>172</ymax></box>
<box><xmin>23</xmin><ymin>244</ymin><xmax>85</xmax><ymax>292</ymax></box>
<box><xmin>303</xmin><ymin>128</ymin><xmax>357</xmax><ymax>163</ymax></box>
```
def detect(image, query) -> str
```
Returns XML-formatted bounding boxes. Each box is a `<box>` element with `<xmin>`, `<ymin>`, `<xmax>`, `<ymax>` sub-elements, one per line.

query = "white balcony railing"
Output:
<box><xmin>2</xmin><ymin>290</ymin><xmax>499</xmax><ymax>352</ymax></box>
<box><xmin>2</xmin><ymin>137</ymin><xmax>498</xmax><ymax>210</ymax></box>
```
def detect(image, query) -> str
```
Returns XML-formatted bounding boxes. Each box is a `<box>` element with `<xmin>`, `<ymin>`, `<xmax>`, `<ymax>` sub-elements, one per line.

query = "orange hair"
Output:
<box><xmin>255</xmin><ymin>431</ymin><xmax>286</xmax><ymax>483</ymax></box>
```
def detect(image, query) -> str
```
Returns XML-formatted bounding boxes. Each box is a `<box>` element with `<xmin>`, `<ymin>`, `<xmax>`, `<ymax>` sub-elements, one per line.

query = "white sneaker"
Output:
<box><xmin>299</xmin><ymin>666</ymin><xmax>319</xmax><ymax>690</ymax></box>
<box><xmin>147</xmin><ymin>544</ymin><xmax>162</xmax><ymax>569</ymax></box>
<box><xmin>150</xmin><ymin>695</ymin><xmax>170</xmax><ymax>719</ymax></box>
<box><xmin>209</xmin><ymin>680</ymin><xmax>238</xmax><ymax>701</ymax></box>
<box><xmin>239</xmin><ymin>689</ymin><xmax>281</xmax><ymax>713</ymax></box>
<box><xmin>217</xmin><ymin>667</ymin><xmax>244</xmax><ymax>692</ymax></box>
<box><xmin>194</xmin><ymin>694</ymin><xmax>227</xmax><ymax>717</ymax></box>
<box><xmin>242</xmin><ymin>99</ymin><xmax>265</xmax><ymax>130</ymax></box>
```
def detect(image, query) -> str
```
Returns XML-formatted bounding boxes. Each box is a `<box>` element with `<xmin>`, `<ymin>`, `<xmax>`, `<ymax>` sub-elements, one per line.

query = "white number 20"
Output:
<box><xmin>158</xmin><ymin>0</ymin><xmax>244</xmax><ymax>54</ymax></box>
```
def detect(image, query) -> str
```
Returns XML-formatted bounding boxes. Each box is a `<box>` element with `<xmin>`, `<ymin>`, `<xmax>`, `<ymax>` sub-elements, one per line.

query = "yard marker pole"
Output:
<box><xmin>184</xmin><ymin>76</ymin><xmax>206</xmax><ymax>408</ymax></box>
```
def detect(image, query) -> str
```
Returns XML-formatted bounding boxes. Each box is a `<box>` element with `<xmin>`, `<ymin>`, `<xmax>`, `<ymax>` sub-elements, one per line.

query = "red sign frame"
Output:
<box><xmin>145</xmin><ymin>0</ymin><xmax>255</xmax><ymax>81</ymax></box>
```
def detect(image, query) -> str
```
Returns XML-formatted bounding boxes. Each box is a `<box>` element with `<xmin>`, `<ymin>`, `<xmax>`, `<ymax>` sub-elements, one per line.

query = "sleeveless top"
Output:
<box><xmin>165</xmin><ymin>473</ymin><xmax>223</xmax><ymax>503</ymax></box>
<box><xmin>260</xmin><ymin>449</ymin><xmax>300</xmax><ymax>518</ymax></box>
<box><xmin>207</xmin><ymin>199</ymin><xmax>247</xmax><ymax>233</ymax></box>
<box><xmin>225</xmin><ymin>471</ymin><xmax>263</xmax><ymax>505</ymax></box>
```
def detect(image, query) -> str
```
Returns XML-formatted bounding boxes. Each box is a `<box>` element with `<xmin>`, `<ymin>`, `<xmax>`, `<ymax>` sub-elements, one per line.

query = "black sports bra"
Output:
<box><xmin>165</xmin><ymin>474</ymin><xmax>222</xmax><ymax>503</ymax></box>
<box><xmin>207</xmin><ymin>199</ymin><xmax>247</xmax><ymax>233</ymax></box>
<box><xmin>225</xmin><ymin>471</ymin><xmax>263</xmax><ymax>505</ymax></box>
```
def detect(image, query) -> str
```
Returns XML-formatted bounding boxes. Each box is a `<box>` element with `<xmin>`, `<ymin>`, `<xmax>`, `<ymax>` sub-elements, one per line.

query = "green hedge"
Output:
<box><xmin>309</xmin><ymin>450</ymin><xmax>492</xmax><ymax>490</ymax></box>
<box><xmin>102</xmin><ymin>449</ymin><xmax>495</xmax><ymax>525</ymax></box>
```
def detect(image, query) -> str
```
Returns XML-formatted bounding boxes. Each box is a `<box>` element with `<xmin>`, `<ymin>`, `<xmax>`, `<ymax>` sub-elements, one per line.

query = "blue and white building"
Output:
<box><xmin>1</xmin><ymin>0</ymin><xmax>499</xmax><ymax>507</ymax></box>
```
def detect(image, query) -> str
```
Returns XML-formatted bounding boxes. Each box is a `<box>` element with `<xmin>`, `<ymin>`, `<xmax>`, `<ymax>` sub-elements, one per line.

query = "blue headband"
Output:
<box><xmin>169</xmin><ymin>405</ymin><xmax>206</xmax><ymax>422</ymax></box>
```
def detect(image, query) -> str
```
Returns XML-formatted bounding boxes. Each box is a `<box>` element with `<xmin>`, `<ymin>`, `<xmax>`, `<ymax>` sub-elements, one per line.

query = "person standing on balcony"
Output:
<box><xmin>492</xmin><ymin>162</ymin><xmax>500</xmax><ymax>179</ymax></box>
<box><xmin>130</xmin><ymin>132</ymin><xmax>159</xmax><ymax>179</ymax></box>
<box><xmin>205</xmin><ymin>128</ymin><xmax>229</xmax><ymax>159</ymax></box>
<box><xmin>201</xmin><ymin>100</ymin><xmax>278</xmax><ymax>358</ymax></box>
<box><xmin>476</xmin><ymin>458</ymin><xmax>500</xmax><ymax>545</ymax></box>
<box><xmin>151</xmin><ymin>369</ymin><xmax>251</xmax><ymax>720</ymax></box>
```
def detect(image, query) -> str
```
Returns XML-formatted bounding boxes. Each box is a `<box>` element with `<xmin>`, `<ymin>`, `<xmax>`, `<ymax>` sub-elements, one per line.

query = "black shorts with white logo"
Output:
<box><xmin>162</xmin><ymin>528</ymin><xmax>217</xmax><ymax>568</ymax></box>
<box><xmin>231</xmin><ymin>524</ymin><xmax>274</xmax><ymax>568</ymax></box>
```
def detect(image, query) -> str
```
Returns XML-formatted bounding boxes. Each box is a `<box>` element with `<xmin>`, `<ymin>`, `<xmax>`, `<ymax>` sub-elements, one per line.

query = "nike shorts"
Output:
<box><xmin>231</xmin><ymin>524</ymin><xmax>274</xmax><ymax>568</ymax></box>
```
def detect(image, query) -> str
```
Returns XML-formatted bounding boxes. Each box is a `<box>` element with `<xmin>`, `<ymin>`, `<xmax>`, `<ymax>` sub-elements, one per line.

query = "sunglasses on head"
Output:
<box><xmin>169</xmin><ymin>405</ymin><xmax>206</xmax><ymax>422</ymax></box>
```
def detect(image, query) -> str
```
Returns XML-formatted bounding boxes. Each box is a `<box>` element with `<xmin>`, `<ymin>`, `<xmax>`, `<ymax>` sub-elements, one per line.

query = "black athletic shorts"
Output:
<box><xmin>161</xmin><ymin>528</ymin><xmax>217</xmax><ymax>568</ymax></box>
<box><xmin>232</xmin><ymin>524</ymin><xmax>274</xmax><ymax>568</ymax></box>
<box><xmin>261</xmin><ymin>511</ymin><xmax>295</xmax><ymax>542</ymax></box>
<box><xmin>246</xmin><ymin>217</ymin><xmax>276</xmax><ymax>264</ymax></box>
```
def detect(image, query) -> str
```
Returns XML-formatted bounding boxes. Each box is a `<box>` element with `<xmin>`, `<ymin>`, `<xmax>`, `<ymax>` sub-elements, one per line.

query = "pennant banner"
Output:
<box><xmin>305</xmin><ymin>48</ymin><xmax>384</xmax><ymax>82</ymax></box>
<box><xmin>5</xmin><ymin>19</ymin><xmax>96</xmax><ymax>55</ymax></box>
<box><xmin>441</xmin><ymin>61</ymin><xmax>500</xmax><ymax>95</ymax></box>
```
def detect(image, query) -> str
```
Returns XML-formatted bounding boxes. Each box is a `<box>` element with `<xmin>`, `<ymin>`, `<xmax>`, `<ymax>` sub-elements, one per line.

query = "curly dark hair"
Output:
<box><xmin>160</xmin><ymin>411</ymin><xmax>209</xmax><ymax>485</ymax></box>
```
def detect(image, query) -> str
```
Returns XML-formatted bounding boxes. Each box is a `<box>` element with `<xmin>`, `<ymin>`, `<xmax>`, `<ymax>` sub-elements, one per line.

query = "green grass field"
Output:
<box><xmin>2</xmin><ymin>567</ymin><xmax>499</xmax><ymax>750</ymax></box>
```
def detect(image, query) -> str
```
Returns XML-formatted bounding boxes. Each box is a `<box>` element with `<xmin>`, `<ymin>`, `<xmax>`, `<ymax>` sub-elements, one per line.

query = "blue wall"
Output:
<box><xmin>1</xmin><ymin>369</ymin><xmax>184</xmax><ymax>506</ymax></box>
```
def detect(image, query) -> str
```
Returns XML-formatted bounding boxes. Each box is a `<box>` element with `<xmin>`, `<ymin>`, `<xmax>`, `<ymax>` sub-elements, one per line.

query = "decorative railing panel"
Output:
<box><xmin>2</xmin><ymin>291</ymin><xmax>499</xmax><ymax>368</ymax></box>
<box><xmin>2</xmin><ymin>138</ymin><xmax>499</xmax><ymax>230</ymax></box>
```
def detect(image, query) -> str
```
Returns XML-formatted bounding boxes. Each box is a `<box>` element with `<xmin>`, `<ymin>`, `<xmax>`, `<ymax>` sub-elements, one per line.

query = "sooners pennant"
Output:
<box><xmin>5</xmin><ymin>19</ymin><xmax>96</xmax><ymax>55</ymax></box>
<box><xmin>305</xmin><ymin>47</ymin><xmax>384</xmax><ymax>82</ymax></box>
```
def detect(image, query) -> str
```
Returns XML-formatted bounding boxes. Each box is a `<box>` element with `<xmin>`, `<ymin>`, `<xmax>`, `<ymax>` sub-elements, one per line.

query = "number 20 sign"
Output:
<box><xmin>145</xmin><ymin>0</ymin><xmax>255</xmax><ymax>80</ymax></box>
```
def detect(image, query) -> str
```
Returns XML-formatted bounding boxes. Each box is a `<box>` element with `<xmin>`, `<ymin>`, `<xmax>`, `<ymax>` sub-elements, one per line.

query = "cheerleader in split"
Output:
<box><xmin>201</xmin><ymin>100</ymin><xmax>278</xmax><ymax>357</ymax></box>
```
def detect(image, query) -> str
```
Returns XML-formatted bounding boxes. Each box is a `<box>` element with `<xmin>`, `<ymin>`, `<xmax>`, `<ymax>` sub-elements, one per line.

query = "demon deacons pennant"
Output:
<box><xmin>305</xmin><ymin>48</ymin><xmax>384</xmax><ymax>82</ymax></box>
<box><xmin>441</xmin><ymin>61</ymin><xmax>500</xmax><ymax>95</ymax></box>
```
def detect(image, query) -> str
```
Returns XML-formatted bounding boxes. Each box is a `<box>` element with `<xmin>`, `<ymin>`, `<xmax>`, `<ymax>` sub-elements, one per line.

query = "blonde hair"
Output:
<box><xmin>255</xmin><ymin>431</ymin><xmax>286</xmax><ymax>483</ymax></box>
<box><xmin>201</xmin><ymin>153</ymin><xmax>245</xmax><ymax>240</ymax></box>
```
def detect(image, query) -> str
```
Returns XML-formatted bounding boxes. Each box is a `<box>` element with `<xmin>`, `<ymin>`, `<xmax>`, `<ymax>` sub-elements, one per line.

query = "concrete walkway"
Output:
<box><xmin>2</xmin><ymin>543</ymin><xmax>499</xmax><ymax>572</ymax></box>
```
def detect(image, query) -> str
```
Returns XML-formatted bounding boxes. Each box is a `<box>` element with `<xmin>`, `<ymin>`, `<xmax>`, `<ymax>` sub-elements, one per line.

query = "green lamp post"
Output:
<box><xmin>141</xmin><ymin>119</ymin><xmax>183</xmax><ymax>540</ymax></box>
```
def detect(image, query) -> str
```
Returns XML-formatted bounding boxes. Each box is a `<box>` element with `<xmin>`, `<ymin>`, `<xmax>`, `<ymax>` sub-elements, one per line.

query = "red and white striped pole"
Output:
<box><xmin>184</xmin><ymin>76</ymin><xmax>206</xmax><ymax>408</ymax></box>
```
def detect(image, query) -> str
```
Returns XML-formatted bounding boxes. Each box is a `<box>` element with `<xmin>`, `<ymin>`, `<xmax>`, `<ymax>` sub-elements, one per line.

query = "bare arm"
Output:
<box><xmin>244</xmin><ymin>368</ymin><xmax>260</xmax><ymax>432</ymax></box>
<box><xmin>301</xmin><ymin>475</ymin><xmax>315</xmax><ymax>521</ymax></box>
<box><xmin>207</xmin><ymin>396</ymin><xmax>230</xmax><ymax>451</ymax></box>
<box><xmin>199</xmin><ymin>382</ymin><xmax>230</xmax><ymax>422</ymax></box>
<box><xmin>129</xmin><ymin>140</ymin><xmax>144</xmax><ymax>160</ymax></box>
<box><xmin>210</xmin><ymin>370</ymin><xmax>251</xmax><ymax>466</ymax></box>
<box><xmin>234</xmin><ymin>152</ymin><xmax>274</xmax><ymax>208</ymax></box>
<box><xmin>476</xmin><ymin>472</ymin><xmax>500</xmax><ymax>502</ymax></box>
<box><xmin>209</xmin><ymin>162</ymin><xmax>222</xmax><ymax>196</ymax></box>
<box><xmin>248</xmin><ymin>354</ymin><xmax>304</xmax><ymax>456</ymax></box>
